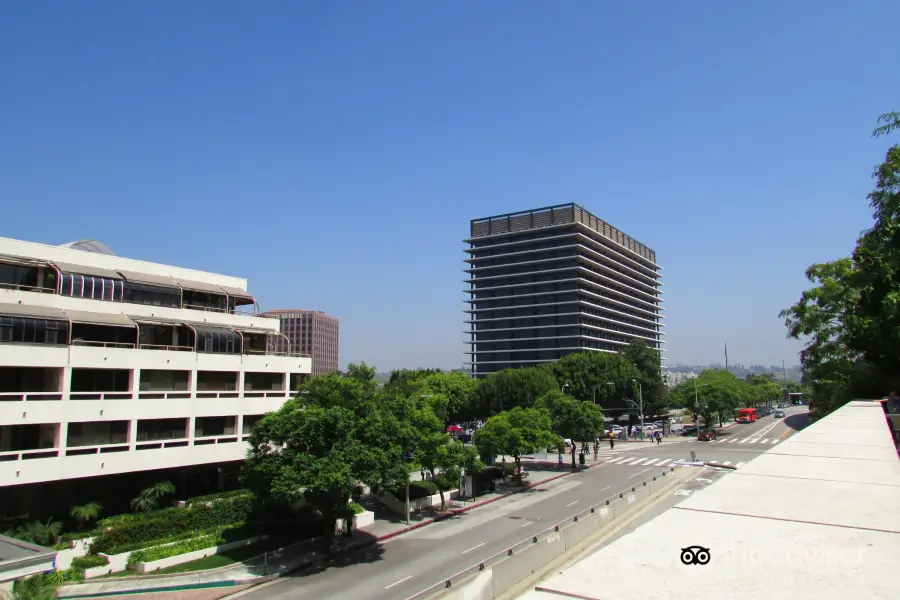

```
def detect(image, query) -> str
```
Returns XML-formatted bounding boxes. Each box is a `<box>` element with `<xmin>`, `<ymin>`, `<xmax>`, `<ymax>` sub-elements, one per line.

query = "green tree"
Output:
<box><xmin>130</xmin><ymin>481</ymin><xmax>175</xmax><ymax>513</ymax></box>
<box><xmin>243</xmin><ymin>366</ymin><xmax>410</xmax><ymax>549</ymax></box>
<box><xmin>534</xmin><ymin>390</ymin><xmax>605</xmax><ymax>442</ymax></box>
<box><xmin>781</xmin><ymin>112</ymin><xmax>900</xmax><ymax>417</ymax></box>
<box><xmin>343</xmin><ymin>362</ymin><xmax>377</xmax><ymax>383</ymax></box>
<box><xmin>413</xmin><ymin>423</ymin><xmax>481</xmax><ymax>511</ymax></box>
<box><xmin>669</xmin><ymin>370</ymin><xmax>744</xmax><ymax>428</ymax></box>
<box><xmin>411</xmin><ymin>371</ymin><xmax>477</xmax><ymax>422</ymax></box>
<box><xmin>69</xmin><ymin>502</ymin><xmax>102</xmax><ymax>531</ymax></box>
<box><xmin>9</xmin><ymin>519</ymin><xmax>62</xmax><ymax>547</ymax></box>
<box><xmin>543</xmin><ymin>351</ymin><xmax>638</xmax><ymax>410</ymax></box>
<box><xmin>473</xmin><ymin>407</ymin><xmax>558</xmax><ymax>480</ymax></box>
<box><xmin>621</xmin><ymin>339</ymin><xmax>667</xmax><ymax>415</ymax></box>
<box><xmin>470</xmin><ymin>367</ymin><xmax>559</xmax><ymax>418</ymax></box>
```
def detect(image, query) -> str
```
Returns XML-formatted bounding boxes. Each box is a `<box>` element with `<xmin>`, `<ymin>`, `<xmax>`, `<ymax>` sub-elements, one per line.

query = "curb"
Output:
<box><xmin>376</xmin><ymin>468</ymin><xmax>583</xmax><ymax>542</ymax></box>
<box><xmin>76</xmin><ymin>471</ymin><xmax>588</xmax><ymax>599</ymax></box>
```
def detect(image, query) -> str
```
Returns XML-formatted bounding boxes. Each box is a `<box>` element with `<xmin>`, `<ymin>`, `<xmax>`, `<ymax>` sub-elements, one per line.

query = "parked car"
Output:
<box><xmin>697</xmin><ymin>429</ymin><xmax>718</xmax><ymax>441</ymax></box>
<box><xmin>775</xmin><ymin>410</ymin><xmax>785</xmax><ymax>418</ymax></box>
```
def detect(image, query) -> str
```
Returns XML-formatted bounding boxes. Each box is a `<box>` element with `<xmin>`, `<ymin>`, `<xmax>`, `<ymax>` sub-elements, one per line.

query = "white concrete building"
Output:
<box><xmin>0</xmin><ymin>237</ymin><xmax>311</xmax><ymax>489</ymax></box>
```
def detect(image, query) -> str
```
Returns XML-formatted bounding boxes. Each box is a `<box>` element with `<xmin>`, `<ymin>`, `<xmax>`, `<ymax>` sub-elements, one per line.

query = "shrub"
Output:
<box><xmin>348</xmin><ymin>502</ymin><xmax>364</xmax><ymax>515</ymax></box>
<box><xmin>391</xmin><ymin>480</ymin><xmax>437</xmax><ymax>500</ymax></box>
<box><xmin>186</xmin><ymin>489</ymin><xmax>253</xmax><ymax>505</ymax></box>
<box><xmin>102</xmin><ymin>528</ymin><xmax>215</xmax><ymax>556</ymax></box>
<box><xmin>41</xmin><ymin>567</ymin><xmax>84</xmax><ymax>585</ymax></box>
<box><xmin>127</xmin><ymin>532</ymin><xmax>225</xmax><ymax>565</ymax></box>
<box><xmin>91</xmin><ymin>495</ymin><xmax>254</xmax><ymax>554</ymax></box>
<box><xmin>71</xmin><ymin>555</ymin><xmax>108</xmax><ymax>570</ymax></box>
<box><xmin>434</xmin><ymin>473</ymin><xmax>457</xmax><ymax>490</ymax></box>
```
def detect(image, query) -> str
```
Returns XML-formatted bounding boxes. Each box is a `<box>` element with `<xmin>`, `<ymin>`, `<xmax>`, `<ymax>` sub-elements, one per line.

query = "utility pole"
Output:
<box><xmin>725</xmin><ymin>342</ymin><xmax>729</xmax><ymax>372</ymax></box>
<box><xmin>782</xmin><ymin>360</ymin><xmax>786</xmax><ymax>383</ymax></box>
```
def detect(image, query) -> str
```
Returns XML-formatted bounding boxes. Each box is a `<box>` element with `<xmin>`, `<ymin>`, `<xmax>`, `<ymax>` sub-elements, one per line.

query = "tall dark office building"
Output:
<box><xmin>464</xmin><ymin>203</ymin><xmax>663</xmax><ymax>377</ymax></box>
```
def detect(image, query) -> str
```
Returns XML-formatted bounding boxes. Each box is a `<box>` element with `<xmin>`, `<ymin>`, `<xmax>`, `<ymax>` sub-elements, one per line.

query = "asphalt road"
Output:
<box><xmin>600</xmin><ymin>407</ymin><xmax>810</xmax><ymax>473</ymax></box>
<box><xmin>234</xmin><ymin>407</ymin><xmax>809</xmax><ymax>600</ymax></box>
<box><xmin>234</xmin><ymin>463</ymin><xmax>678</xmax><ymax>600</ymax></box>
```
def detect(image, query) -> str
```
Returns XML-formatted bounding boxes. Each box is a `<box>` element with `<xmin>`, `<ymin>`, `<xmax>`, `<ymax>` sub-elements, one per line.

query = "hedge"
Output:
<box><xmin>392</xmin><ymin>480</ymin><xmax>437</xmax><ymax>500</ymax></box>
<box><xmin>71</xmin><ymin>555</ymin><xmax>108</xmax><ymax>570</ymax></box>
<box><xmin>91</xmin><ymin>495</ymin><xmax>254</xmax><ymax>554</ymax></box>
<box><xmin>102</xmin><ymin>528</ymin><xmax>217</xmax><ymax>556</ymax></box>
<box><xmin>127</xmin><ymin>532</ymin><xmax>223</xmax><ymax>565</ymax></box>
<box><xmin>186</xmin><ymin>489</ymin><xmax>253</xmax><ymax>505</ymax></box>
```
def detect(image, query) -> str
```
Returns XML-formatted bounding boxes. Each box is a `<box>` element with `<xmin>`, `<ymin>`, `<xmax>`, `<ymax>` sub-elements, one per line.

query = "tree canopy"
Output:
<box><xmin>543</xmin><ymin>350</ymin><xmax>639</xmax><ymax>411</ymax></box>
<box><xmin>469</xmin><ymin>367</ymin><xmax>559</xmax><ymax>418</ymax></box>
<box><xmin>473</xmin><ymin>407</ymin><xmax>558</xmax><ymax>478</ymax></box>
<box><xmin>534</xmin><ymin>390</ymin><xmax>605</xmax><ymax>443</ymax></box>
<box><xmin>243</xmin><ymin>366</ymin><xmax>411</xmax><ymax>546</ymax></box>
<box><xmin>781</xmin><ymin>112</ymin><xmax>900</xmax><ymax>416</ymax></box>
<box><xmin>668</xmin><ymin>369</ymin><xmax>745</xmax><ymax>427</ymax></box>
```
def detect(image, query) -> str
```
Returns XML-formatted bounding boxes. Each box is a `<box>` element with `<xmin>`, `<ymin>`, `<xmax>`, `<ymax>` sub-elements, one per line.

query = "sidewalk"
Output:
<box><xmin>54</xmin><ymin>467</ymin><xmax>580</xmax><ymax>599</ymax></box>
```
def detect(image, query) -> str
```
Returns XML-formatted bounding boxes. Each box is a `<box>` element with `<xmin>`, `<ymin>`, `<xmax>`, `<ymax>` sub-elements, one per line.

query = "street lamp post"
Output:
<box><xmin>562</xmin><ymin>384</ymin><xmax>570</xmax><ymax>395</ymax></box>
<box><xmin>632</xmin><ymin>379</ymin><xmax>644</xmax><ymax>440</ymax></box>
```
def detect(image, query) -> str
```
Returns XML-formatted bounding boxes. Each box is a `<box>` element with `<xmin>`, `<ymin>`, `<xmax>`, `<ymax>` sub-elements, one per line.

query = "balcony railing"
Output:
<box><xmin>65</xmin><ymin>441</ymin><xmax>129</xmax><ymax>456</ymax></box>
<box><xmin>72</xmin><ymin>340</ymin><xmax>136</xmax><ymax>349</ymax></box>
<box><xmin>0</xmin><ymin>448</ymin><xmax>60</xmax><ymax>462</ymax></box>
<box><xmin>139</xmin><ymin>344</ymin><xmax>194</xmax><ymax>352</ymax></box>
<box><xmin>0</xmin><ymin>391</ymin><xmax>63</xmax><ymax>402</ymax></box>
<box><xmin>182</xmin><ymin>303</ymin><xmax>228</xmax><ymax>313</ymax></box>
<box><xmin>0</xmin><ymin>282</ymin><xmax>56</xmax><ymax>294</ymax></box>
<box><xmin>69</xmin><ymin>391</ymin><xmax>134</xmax><ymax>401</ymax></box>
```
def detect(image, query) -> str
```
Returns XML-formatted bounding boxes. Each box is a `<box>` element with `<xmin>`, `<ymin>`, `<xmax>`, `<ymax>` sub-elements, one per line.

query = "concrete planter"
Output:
<box><xmin>129</xmin><ymin>536</ymin><xmax>268</xmax><ymax>574</ymax></box>
<box><xmin>335</xmin><ymin>510</ymin><xmax>375</xmax><ymax>534</ymax></box>
<box><xmin>378</xmin><ymin>489</ymin><xmax>460</xmax><ymax>515</ymax></box>
<box><xmin>54</xmin><ymin>537</ymin><xmax>94</xmax><ymax>570</ymax></box>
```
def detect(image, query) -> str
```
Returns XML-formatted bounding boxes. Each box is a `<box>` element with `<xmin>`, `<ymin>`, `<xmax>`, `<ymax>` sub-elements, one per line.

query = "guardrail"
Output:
<box><xmin>404</xmin><ymin>467</ymin><xmax>685</xmax><ymax>600</ymax></box>
<box><xmin>0</xmin><ymin>391</ymin><xmax>63</xmax><ymax>402</ymax></box>
<box><xmin>72</xmin><ymin>340</ymin><xmax>136</xmax><ymax>348</ymax></box>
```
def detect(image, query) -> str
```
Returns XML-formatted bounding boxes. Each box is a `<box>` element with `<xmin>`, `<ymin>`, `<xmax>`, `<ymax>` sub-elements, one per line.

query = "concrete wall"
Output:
<box><xmin>378</xmin><ymin>489</ymin><xmax>460</xmax><ymax>515</ymax></box>
<box><xmin>425</xmin><ymin>468</ymin><xmax>690</xmax><ymax>600</ymax></box>
<box><xmin>54</xmin><ymin>537</ymin><xmax>93</xmax><ymax>570</ymax></box>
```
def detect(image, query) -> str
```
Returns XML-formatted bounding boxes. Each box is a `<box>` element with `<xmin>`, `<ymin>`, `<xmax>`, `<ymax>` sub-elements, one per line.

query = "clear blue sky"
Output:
<box><xmin>1</xmin><ymin>1</ymin><xmax>897</xmax><ymax>371</ymax></box>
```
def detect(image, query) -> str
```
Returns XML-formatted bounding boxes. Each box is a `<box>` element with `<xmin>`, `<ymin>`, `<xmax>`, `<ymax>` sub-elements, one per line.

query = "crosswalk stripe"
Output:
<box><xmin>643</xmin><ymin>458</ymin><xmax>660</xmax><ymax>466</ymax></box>
<box><xmin>607</xmin><ymin>457</ymin><xmax>627</xmax><ymax>464</ymax></box>
<box><xmin>770</xmin><ymin>440</ymin><xmax>779</xmax><ymax>446</ymax></box>
<box><xmin>728</xmin><ymin>438</ymin><xmax>740</xmax><ymax>443</ymax></box>
<box><xmin>739</xmin><ymin>438</ymin><xmax>751</xmax><ymax>444</ymax></box>
<box><xmin>630</xmin><ymin>458</ymin><xmax>649</xmax><ymax>466</ymax></box>
<box><xmin>748</xmin><ymin>438</ymin><xmax>760</xmax><ymax>444</ymax></box>
<box><xmin>618</xmin><ymin>457</ymin><xmax>639</xmax><ymax>465</ymax></box>
<box><xmin>736</xmin><ymin>462</ymin><xmax>746</xmax><ymax>467</ymax></box>
<box><xmin>657</xmin><ymin>459</ymin><xmax>673</xmax><ymax>466</ymax></box>
<box><xmin>721</xmin><ymin>461</ymin><xmax>731</xmax><ymax>465</ymax></box>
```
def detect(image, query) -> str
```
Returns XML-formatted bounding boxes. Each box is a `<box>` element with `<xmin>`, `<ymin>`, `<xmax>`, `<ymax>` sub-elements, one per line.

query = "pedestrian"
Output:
<box><xmin>420</xmin><ymin>466</ymin><xmax>425</xmax><ymax>480</ymax></box>
<box><xmin>656</xmin><ymin>431</ymin><xmax>662</xmax><ymax>445</ymax></box>
<box><xmin>609</xmin><ymin>431</ymin><xmax>615</xmax><ymax>450</ymax></box>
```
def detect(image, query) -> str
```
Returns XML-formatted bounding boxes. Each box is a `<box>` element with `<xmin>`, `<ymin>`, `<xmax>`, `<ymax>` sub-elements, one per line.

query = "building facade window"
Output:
<box><xmin>0</xmin><ymin>316</ymin><xmax>69</xmax><ymax>345</ymax></box>
<box><xmin>60</xmin><ymin>273</ymin><xmax>125</xmax><ymax>302</ymax></box>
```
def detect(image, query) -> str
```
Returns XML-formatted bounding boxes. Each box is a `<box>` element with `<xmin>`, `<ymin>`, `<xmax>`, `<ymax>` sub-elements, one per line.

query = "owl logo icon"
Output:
<box><xmin>680</xmin><ymin>546</ymin><xmax>711</xmax><ymax>565</ymax></box>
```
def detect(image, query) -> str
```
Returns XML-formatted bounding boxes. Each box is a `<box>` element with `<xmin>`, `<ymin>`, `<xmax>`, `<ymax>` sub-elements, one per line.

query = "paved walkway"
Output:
<box><xmin>55</xmin><ymin>467</ymin><xmax>579</xmax><ymax>599</ymax></box>
<box><xmin>518</xmin><ymin>400</ymin><xmax>900</xmax><ymax>600</ymax></box>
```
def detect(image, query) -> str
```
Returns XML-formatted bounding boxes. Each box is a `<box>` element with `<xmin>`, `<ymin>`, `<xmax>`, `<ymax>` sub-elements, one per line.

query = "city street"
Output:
<box><xmin>231</xmin><ymin>407</ymin><xmax>808</xmax><ymax>600</ymax></box>
<box><xmin>597</xmin><ymin>407</ymin><xmax>810</xmax><ymax>473</ymax></box>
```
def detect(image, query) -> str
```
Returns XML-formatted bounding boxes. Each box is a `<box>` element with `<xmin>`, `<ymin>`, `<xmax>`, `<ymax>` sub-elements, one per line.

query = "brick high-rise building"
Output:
<box><xmin>464</xmin><ymin>203</ymin><xmax>663</xmax><ymax>377</ymax></box>
<box><xmin>261</xmin><ymin>310</ymin><xmax>339</xmax><ymax>376</ymax></box>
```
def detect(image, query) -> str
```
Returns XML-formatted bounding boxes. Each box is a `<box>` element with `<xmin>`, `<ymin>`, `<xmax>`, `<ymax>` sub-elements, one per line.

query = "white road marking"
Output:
<box><xmin>630</xmin><ymin>458</ymin><xmax>649</xmax><ymax>466</ymax></box>
<box><xmin>607</xmin><ymin>457</ymin><xmax>626</xmax><ymax>464</ymax></box>
<box><xmin>628</xmin><ymin>467</ymin><xmax>654</xmax><ymax>479</ymax></box>
<box><xmin>697</xmin><ymin>478</ymin><xmax>713</xmax><ymax>483</ymax></box>
<box><xmin>385</xmin><ymin>576</ymin><xmax>412</xmax><ymax>589</ymax></box>
<box><xmin>748</xmin><ymin>439</ymin><xmax>759</xmax><ymax>444</ymax></box>
<box><xmin>566</xmin><ymin>500</ymin><xmax>579</xmax><ymax>507</ymax></box>
<box><xmin>739</xmin><ymin>438</ymin><xmax>751</xmax><ymax>444</ymax></box>
<box><xmin>736</xmin><ymin>462</ymin><xmax>746</xmax><ymax>467</ymax></box>
<box><xmin>521</xmin><ymin>521</ymin><xmax>534</xmax><ymax>528</ymax></box>
<box><xmin>721</xmin><ymin>461</ymin><xmax>731</xmax><ymax>465</ymax></box>
<box><xmin>657</xmin><ymin>459</ymin><xmax>673</xmax><ymax>466</ymax></box>
<box><xmin>600</xmin><ymin>485</ymin><xmax>611</xmax><ymax>491</ymax></box>
<box><xmin>618</xmin><ymin>457</ymin><xmax>639</xmax><ymax>465</ymax></box>
<box><xmin>643</xmin><ymin>458</ymin><xmax>661</xmax><ymax>466</ymax></box>
<box><xmin>462</xmin><ymin>543</ymin><xmax>485</xmax><ymax>554</ymax></box>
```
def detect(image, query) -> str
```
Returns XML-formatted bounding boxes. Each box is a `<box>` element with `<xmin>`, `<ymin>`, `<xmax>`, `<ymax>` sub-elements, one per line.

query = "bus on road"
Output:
<box><xmin>737</xmin><ymin>408</ymin><xmax>759</xmax><ymax>423</ymax></box>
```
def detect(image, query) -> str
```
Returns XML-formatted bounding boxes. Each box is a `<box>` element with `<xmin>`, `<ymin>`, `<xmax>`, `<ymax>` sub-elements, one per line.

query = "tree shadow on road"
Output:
<box><xmin>278</xmin><ymin>529</ymin><xmax>386</xmax><ymax>581</ymax></box>
<box><xmin>783</xmin><ymin>411</ymin><xmax>811</xmax><ymax>432</ymax></box>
